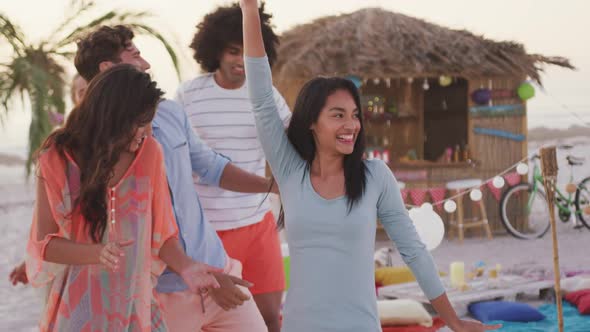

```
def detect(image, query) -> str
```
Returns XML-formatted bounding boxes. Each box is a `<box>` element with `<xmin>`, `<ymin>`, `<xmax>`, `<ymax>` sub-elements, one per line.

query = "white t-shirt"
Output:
<box><xmin>175</xmin><ymin>73</ymin><xmax>291</xmax><ymax>231</ymax></box>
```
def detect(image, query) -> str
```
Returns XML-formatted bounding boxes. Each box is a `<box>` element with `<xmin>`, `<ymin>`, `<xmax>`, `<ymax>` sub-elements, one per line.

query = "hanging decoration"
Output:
<box><xmin>385</xmin><ymin>78</ymin><xmax>391</xmax><ymax>88</ymax></box>
<box><xmin>504</xmin><ymin>172</ymin><xmax>522</xmax><ymax>186</ymax></box>
<box><xmin>408</xmin><ymin>206</ymin><xmax>445</xmax><ymax>251</ymax></box>
<box><xmin>492</xmin><ymin>176</ymin><xmax>505</xmax><ymax>189</ymax></box>
<box><xmin>473</xmin><ymin>127</ymin><xmax>526</xmax><ymax>142</ymax></box>
<box><xmin>516</xmin><ymin>162</ymin><xmax>529</xmax><ymax>175</ymax></box>
<box><xmin>438</xmin><ymin>75</ymin><xmax>453</xmax><ymax>87</ymax></box>
<box><xmin>401</xmin><ymin>189</ymin><xmax>409</xmax><ymax>203</ymax></box>
<box><xmin>422</xmin><ymin>78</ymin><xmax>430</xmax><ymax>90</ymax></box>
<box><xmin>517</xmin><ymin>81</ymin><xmax>535</xmax><ymax>101</ymax></box>
<box><xmin>410</xmin><ymin>188</ymin><xmax>428</xmax><ymax>206</ymax></box>
<box><xmin>428</xmin><ymin>187</ymin><xmax>446</xmax><ymax>211</ymax></box>
<box><xmin>469</xmin><ymin>189</ymin><xmax>483</xmax><ymax>201</ymax></box>
<box><xmin>373</xmin><ymin>78</ymin><xmax>381</xmax><ymax>85</ymax></box>
<box><xmin>444</xmin><ymin>200</ymin><xmax>457</xmax><ymax>213</ymax></box>
<box><xmin>486</xmin><ymin>181</ymin><xmax>502</xmax><ymax>201</ymax></box>
<box><xmin>471</xmin><ymin>88</ymin><xmax>491</xmax><ymax>105</ymax></box>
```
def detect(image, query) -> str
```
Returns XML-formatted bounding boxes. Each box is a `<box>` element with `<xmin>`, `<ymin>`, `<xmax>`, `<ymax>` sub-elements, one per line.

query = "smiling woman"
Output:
<box><xmin>240</xmin><ymin>0</ymin><xmax>502</xmax><ymax>331</ymax></box>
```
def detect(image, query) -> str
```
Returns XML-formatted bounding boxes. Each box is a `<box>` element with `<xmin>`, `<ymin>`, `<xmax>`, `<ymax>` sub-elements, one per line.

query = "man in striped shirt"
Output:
<box><xmin>176</xmin><ymin>4</ymin><xmax>289</xmax><ymax>331</ymax></box>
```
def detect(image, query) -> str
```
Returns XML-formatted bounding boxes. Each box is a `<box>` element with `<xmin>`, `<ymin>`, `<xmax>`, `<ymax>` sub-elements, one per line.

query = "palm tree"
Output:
<box><xmin>0</xmin><ymin>0</ymin><xmax>180</xmax><ymax>175</ymax></box>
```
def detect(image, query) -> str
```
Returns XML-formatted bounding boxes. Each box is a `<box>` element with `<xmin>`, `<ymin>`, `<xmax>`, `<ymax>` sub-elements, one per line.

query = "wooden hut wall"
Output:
<box><xmin>466</xmin><ymin>77</ymin><xmax>528</xmax><ymax>233</ymax></box>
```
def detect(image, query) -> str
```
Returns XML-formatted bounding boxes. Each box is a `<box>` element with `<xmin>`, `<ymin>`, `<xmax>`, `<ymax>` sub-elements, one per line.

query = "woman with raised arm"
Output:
<box><xmin>240</xmin><ymin>1</ymin><xmax>501</xmax><ymax>331</ymax></box>
<box><xmin>26</xmin><ymin>64</ymin><xmax>221</xmax><ymax>331</ymax></box>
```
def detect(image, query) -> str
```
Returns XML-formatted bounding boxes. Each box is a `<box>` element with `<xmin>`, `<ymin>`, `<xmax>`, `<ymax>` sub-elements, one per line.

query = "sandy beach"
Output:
<box><xmin>1</xmin><ymin>137</ymin><xmax>589</xmax><ymax>330</ymax></box>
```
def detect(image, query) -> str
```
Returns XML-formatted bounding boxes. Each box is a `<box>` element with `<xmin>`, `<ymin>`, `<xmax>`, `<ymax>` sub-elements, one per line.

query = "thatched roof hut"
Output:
<box><xmin>272</xmin><ymin>8</ymin><xmax>575</xmax><ymax>237</ymax></box>
<box><xmin>273</xmin><ymin>8</ymin><xmax>573</xmax><ymax>87</ymax></box>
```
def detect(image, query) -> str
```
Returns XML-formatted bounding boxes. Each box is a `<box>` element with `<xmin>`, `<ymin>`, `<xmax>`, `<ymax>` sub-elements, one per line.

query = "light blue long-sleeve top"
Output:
<box><xmin>152</xmin><ymin>100</ymin><xmax>229</xmax><ymax>293</ymax></box>
<box><xmin>245</xmin><ymin>56</ymin><xmax>446</xmax><ymax>332</ymax></box>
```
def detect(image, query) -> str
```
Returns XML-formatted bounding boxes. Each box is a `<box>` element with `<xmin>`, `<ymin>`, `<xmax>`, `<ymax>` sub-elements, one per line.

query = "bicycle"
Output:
<box><xmin>499</xmin><ymin>145</ymin><xmax>590</xmax><ymax>239</ymax></box>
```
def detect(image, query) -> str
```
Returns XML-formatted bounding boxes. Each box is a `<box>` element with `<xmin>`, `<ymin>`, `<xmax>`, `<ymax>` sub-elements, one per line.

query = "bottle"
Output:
<box><xmin>462</xmin><ymin>143</ymin><xmax>470</xmax><ymax>162</ymax></box>
<box><xmin>445</xmin><ymin>147</ymin><xmax>452</xmax><ymax>163</ymax></box>
<box><xmin>453</xmin><ymin>144</ymin><xmax>460</xmax><ymax>162</ymax></box>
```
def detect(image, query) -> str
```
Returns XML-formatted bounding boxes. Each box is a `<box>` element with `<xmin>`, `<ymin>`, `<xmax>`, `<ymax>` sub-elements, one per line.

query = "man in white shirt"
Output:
<box><xmin>176</xmin><ymin>3</ymin><xmax>289</xmax><ymax>331</ymax></box>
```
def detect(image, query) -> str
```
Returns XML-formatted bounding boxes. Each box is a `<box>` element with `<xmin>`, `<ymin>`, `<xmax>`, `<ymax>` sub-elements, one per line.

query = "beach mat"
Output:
<box><xmin>488</xmin><ymin>302</ymin><xmax>590</xmax><ymax>332</ymax></box>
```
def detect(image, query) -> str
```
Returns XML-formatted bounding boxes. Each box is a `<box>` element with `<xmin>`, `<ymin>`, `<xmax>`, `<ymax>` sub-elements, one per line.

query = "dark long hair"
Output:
<box><xmin>40</xmin><ymin>64</ymin><xmax>163</xmax><ymax>242</ymax></box>
<box><xmin>275</xmin><ymin>77</ymin><xmax>367</xmax><ymax>228</ymax></box>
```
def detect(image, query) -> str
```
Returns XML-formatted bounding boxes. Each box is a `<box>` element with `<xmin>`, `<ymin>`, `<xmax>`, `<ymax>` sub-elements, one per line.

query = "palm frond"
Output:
<box><xmin>0</xmin><ymin>14</ymin><xmax>26</xmax><ymax>55</ymax></box>
<box><xmin>48</xmin><ymin>0</ymin><xmax>95</xmax><ymax>45</ymax></box>
<box><xmin>0</xmin><ymin>57</ymin><xmax>31</xmax><ymax>114</ymax></box>
<box><xmin>55</xmin><ymin>10</ymin><xmax>152</xmax><ymax>49</ymax></box>
<box><xmin>25</xmin><ymin>64</ymin><xmax>53</xmax><ymax>174</ymax></box>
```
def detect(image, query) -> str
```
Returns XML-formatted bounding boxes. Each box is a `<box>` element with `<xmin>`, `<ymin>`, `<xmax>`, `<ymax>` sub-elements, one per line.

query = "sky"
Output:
<box><xmin>0</xmin><ymin>0</ymin><xmax>588</xmax><ymax>153</ymax></box>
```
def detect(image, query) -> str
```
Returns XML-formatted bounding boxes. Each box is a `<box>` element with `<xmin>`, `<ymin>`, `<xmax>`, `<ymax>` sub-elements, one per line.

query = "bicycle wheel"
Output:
<box><xmin>574</xmin><ymin>176</ymin><xmax>590</xmax><ymax>229</ymax></box>
<box><xmin>500</xmin><ymin>183</ymin><xmax>551</xmax><ymax>239</ymax></box>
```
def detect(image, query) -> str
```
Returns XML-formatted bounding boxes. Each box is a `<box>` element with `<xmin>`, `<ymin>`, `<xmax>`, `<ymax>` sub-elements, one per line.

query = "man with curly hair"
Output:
<box><xmin>176</xmin><ymin>3</ymin><xmax>289</xmax><ymax>331</ymax></box>
<box><xmin>74</xmin><ymin>25</ymin><xmax>272</xmax><ymax>331</ymax></box>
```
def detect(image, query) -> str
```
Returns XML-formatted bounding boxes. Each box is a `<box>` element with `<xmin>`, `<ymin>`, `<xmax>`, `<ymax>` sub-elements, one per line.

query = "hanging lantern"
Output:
<box><xmin>517</xmin><ymin>82</ymin><xmax>535</xmax><ymax>101</ymax></box>
<box><xmin>385</xmin><ymin>78</ymin><xmax>391</xmax><ymax>88</ymax></box>
<box><xmin>345</xmin><ymin>75</ymin><xmax>362</xmax><ymax>89</ymax></box>
<box><xmin>492</xmin><ymin>176</ymin><xmax>505</xmax><ymax>189</ymax></box>
<box><xmin>373</xmin><ymin>78</ymin><xmax>381</xmax><ymax>85</ymax></box>
<box><xmin>516</xmin><ymin>163</ymin><xmax>529</xmax><ymax>175</ymax></box>
<box><xmin>444</xmin><ymin>200</ymin><xmax>457</xmax><ymax>213</ymax></box>
<box><xmin>471</xmin><ymin>88</ymin><xmax>491</xmax><ymax>105</ymax></box>
<box><xmin>565</xmin><ymin>183</ymin><xmax>578</xmax><ymax>194</ymax></box>
<box><xmin>439</xmin><ymin>75</ymin><xmax>453</xmax><ymax>87</ymax></box>
<box><xmin>470</xmin><ymin>189</ymin><xmax>483</xmax><ymax>201</ymax></box>
<box><xmin>422</xmin><ymin>78</ymin><xmax>430</xmax><ymax>90</ymax></box>
<box><xmin>408</xmin><ymin>207</ymin><xmax>445</xmax><ymax>251</ymax></box>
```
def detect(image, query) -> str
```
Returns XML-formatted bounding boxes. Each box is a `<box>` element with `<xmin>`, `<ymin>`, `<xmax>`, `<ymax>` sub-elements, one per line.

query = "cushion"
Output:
<box><xmin>562</xmin><ymin>276</ymin><xmax>590</xmax><ymax>293</ymax></box>
<box><xmin>377</xmin><ymin>299</ymin><xmax>433</xmax><ymax>327</ymax></box>
<box><xmin>375</xmin><ymin>267</ymin><xmax>417</xmax><ymax>286</ymax></box>
<box><xmin>468</xmin><ymin>301</ymin><xmax>545</xmax><ymax>323</ymax></box>
<box><xmin>382</xmin><ymin>317</ymin><xmax>446</xmax><ymax>332</ymax></box>
<box><xmin>565</xmin><ymin>289</ymin><xmax>590</xmax><ymax>315</ymax></box>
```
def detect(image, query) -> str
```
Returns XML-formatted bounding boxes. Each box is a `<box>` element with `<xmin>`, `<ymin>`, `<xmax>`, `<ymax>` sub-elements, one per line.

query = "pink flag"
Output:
<box><xmin>486</xmin><ymin>181</ymin><xmax>502</xmax><ymax>201</ymax></box>
<box><xmin>401</xmin><ymin>189</ymin><xmax>408</xmax><ymax>203</ymax></box>
<box><xmin>428</xmin><ymin>187</ymin><xmax>446</xmax><ymax>211</ymax></box>
<box><xmin>410</xmin><ymin>188</ymin><xmax>428</xmax><ymax>206</ymax></box>
<box><xmin>504</xmin><ymin>172</ymin><xmax>522</xmax><ymax>187</ymax></box>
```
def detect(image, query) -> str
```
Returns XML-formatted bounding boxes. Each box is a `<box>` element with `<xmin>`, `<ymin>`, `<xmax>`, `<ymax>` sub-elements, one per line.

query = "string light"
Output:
<box><xmin>516</xmin><ymin>163</ymin><xmax>529</xmax><ymax>175</ymax></box>
<box><xmin>492</xmin><ymin>176</ymin><xmax>505</xmax><ymax>189</ymax></box>
<box><xmin>469</xmin><ymin>189</ymin><xmax>483</xmax><ymax>201</ymax></box>
<box><xmin>404</xmin><ymin>144</ymin><xmax>568</xmax><ymax>210</ymax></box>
<box><xmin>444</xmin><ymin>200</ymin><xmax>457</xmax><ymax>213</ymax></box>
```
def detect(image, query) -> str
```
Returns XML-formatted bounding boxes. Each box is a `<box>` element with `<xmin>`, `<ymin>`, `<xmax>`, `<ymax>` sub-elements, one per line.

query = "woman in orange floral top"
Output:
<box><xmin>26</xmin><ymin>64</ymin><xmax>221</xmax><ymax>331</ymax></box>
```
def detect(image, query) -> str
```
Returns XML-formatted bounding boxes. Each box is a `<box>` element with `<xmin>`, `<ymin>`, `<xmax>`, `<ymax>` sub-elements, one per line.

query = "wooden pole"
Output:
<box><xmin>540</xmin><ymin>146</ymin><xmax>563</xmax><ymax>332</ymax></box>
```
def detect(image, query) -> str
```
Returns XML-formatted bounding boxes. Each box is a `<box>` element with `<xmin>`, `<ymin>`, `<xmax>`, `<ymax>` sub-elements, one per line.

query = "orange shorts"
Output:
<box><xmin>217</xmin><ymin>211</ymin><xmax>285</xmax><ymax>295</ymax></box>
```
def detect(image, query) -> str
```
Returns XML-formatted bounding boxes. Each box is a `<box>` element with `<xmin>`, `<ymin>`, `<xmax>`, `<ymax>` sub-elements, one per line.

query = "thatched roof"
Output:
<box><xmin>273</xmin><ymin>8</ymin><xmax>574</xmax><ymax>85</ymax></box>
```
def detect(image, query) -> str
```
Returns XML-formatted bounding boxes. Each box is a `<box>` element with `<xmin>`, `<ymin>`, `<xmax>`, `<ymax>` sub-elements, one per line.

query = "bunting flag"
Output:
<box><xmin>504</xmin><ymin>172</ymin><xmax>522</xmax><ymax>187</ymax></box>
<box><xmin>400</xmin><ymin>189</ymin><xmax>408</xmax><ymax>203</ymax></box>
<box><xmin>487</xmin><ymin>181</ymin><xmax>502</xmax><ymax>201</ymax></box>
<box><xmin>410</xmin><ymin>188</ymin><xmax>428</xmax><ymax>206</ymax></box>
<box><xmin>428</xmin><ymin>187</ymin><xmax>446</xmax><ymax>211</ymax></box>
